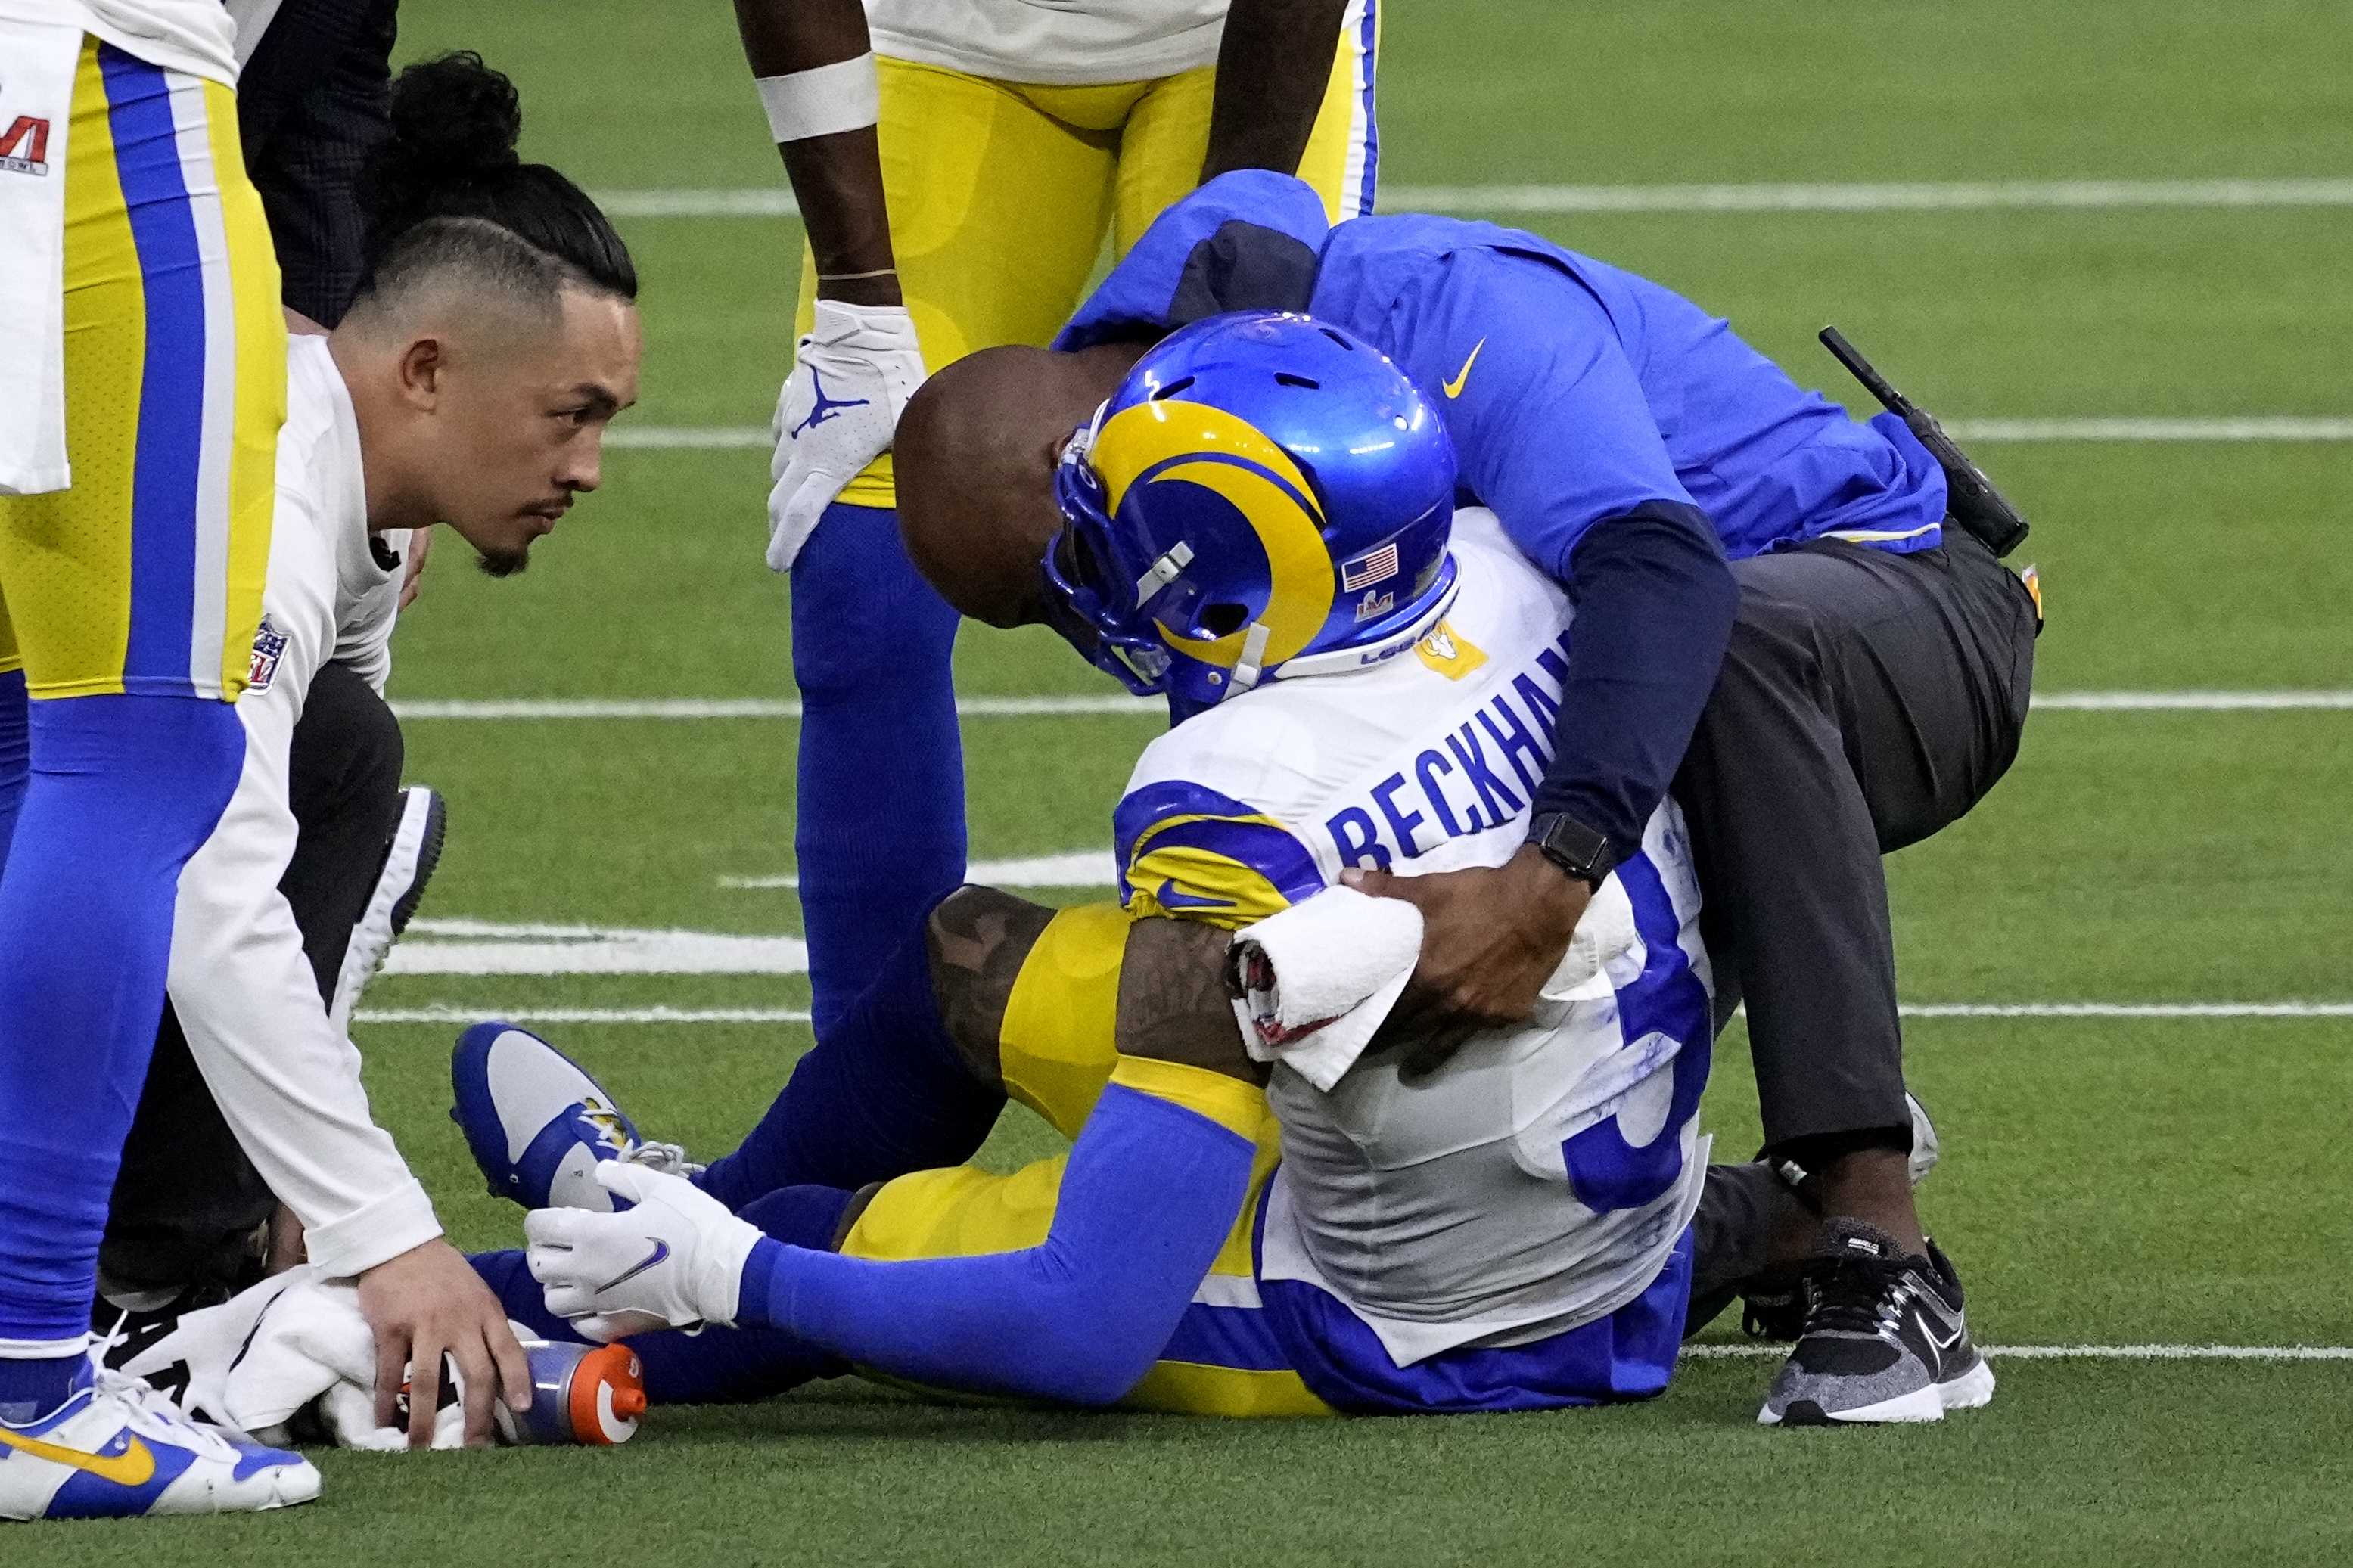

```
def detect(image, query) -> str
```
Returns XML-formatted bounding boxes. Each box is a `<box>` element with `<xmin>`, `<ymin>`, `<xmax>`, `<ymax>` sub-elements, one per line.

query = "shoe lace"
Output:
<box><xmin>576</xmin><ymin>1098</ymin><xmax>635</xmax><ymax>1155</ymax></box>
<box><xmin>625</xmin><ymin>1141</ymin><xmax>704</xmax><ymax>1178</ymax></box>
<box><xmin>89</xmin><ymin>1362</ymin><xmax>235</xmax><ymax>1455</ymax></box>
<box><xmin>1801</xmin><ymin>1253</ymin><xmax>1910</xmax><ymax>1339</ymax></box>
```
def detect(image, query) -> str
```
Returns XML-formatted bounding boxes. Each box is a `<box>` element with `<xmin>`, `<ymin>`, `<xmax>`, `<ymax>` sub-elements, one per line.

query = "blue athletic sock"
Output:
<box><xmin>789</xmin><ymin>501</ymin><xmax>966</xmax><ymax>1038</ymax></box>
<box><xmin>0</xmin><ymin>1349</ymin><xmax>90</xmax><ymax>1425</ymax></box>
<box><xmin>0</xmin><ymin>670</ymin><xmax>28</xmax><ymax>874</ymax></box>
<box><xmin>696</xmin><ymin>911</ymin><xmax>1003</xmax><ymax>1209</ymax></box>
<box><xmin>0</xmin><ymin>694</ymin><xmax>244</xmax><ymax>1349</ymax></box>
<box><xmin>468</xmin><ymin>1185</ymin><xmax>850</xmax><ymax>1406</ymax></box>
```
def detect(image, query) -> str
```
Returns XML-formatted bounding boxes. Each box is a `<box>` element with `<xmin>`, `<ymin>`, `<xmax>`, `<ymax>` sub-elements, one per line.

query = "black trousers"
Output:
<box><xmin>1674</xmin><ymin>531</ymin><xmax>2038</xmax><ymax>1156</ymax></box>
<box><xmin>99</xmin><ymin>663</ymin><xmax>406</xmax><ymax>1297</ymax></box>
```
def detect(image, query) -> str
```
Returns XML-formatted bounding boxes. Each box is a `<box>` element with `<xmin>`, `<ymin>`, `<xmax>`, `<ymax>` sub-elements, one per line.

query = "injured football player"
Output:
<box><xmin>450</xmin><ymin>315</ymin><xmax>1814</xmax><ymax>1419</ymax></box>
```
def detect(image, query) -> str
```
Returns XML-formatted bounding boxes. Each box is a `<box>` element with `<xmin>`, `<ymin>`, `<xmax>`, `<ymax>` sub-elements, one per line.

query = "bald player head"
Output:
<box><xmin>330</xmin><ymin>216</ymin><xmax>641</xmax><ymax>576</ymax></box>
<box><xmin>895</xmin><ymin>341</ymin><xmax>1146</xmax><ymax>628</ymax></box>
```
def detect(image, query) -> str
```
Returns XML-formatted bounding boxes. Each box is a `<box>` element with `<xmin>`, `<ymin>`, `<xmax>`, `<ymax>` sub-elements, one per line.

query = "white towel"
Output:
<box><xmin>1535</xmin><ymin>873</ymin><xmax>1643</xmax><ymax>1002</ymax></box>
<box><xmin>121</xmin><ymin>1265</ymin><xmax>496</xmax><ymax>1450</ymax></box>
<box><xmin>0</xmin><ymin>16</ymin><xmax>79</xmax><ymax>496</ymax></box>
<box><xmin>1226</xmin><ymin>886</ymin><xmax>1425</xmax><ymax>1092</ymax></box>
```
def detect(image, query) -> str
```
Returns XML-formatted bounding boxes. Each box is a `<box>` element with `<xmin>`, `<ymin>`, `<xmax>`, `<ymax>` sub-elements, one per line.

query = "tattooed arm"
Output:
<box><xmin>923</xmin><ymin>886</ymin><xmax>1260</xmax><ymax>1088</ymax></box>
<box><xmin>1116</xmin><ymin>918</ymin><xmax>1264</xmax><ymax>1085</ymax></box>
<box><xmin>923</xmin><ymin>885</ymin><xmax>1055</xmax><ymax>1088</ymax></box>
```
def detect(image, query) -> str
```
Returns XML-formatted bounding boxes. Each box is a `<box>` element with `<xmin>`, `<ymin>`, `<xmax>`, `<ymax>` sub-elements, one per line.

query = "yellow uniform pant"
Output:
<box><xmin>840</xmin><ymin>903</ymin><xmax>1337</xmax><ymax>1417</ymax></box>
<box><xmin>0</xmin><ymin>36</ymin><xmax>282</xmax><ymax>700</ymax></box>
<box><xmin>812</xmin><ymin>0</ymin><xmax>1382</xmax><ymax>510</ymax></box>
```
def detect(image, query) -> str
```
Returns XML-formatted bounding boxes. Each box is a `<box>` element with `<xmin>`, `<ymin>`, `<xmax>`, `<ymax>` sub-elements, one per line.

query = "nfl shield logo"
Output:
<box><xmin>248</xmin><ymin>616</ymin><xmax>288</xmax><ymax>691</ymax></box>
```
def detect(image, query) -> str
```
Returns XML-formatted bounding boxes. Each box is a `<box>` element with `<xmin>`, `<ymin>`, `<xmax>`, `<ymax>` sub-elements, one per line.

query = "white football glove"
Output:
<box><xmin>525</xmin><ymin>1163</ymin><xmax>763</xmax><ymax>1343</ymax></box>
<box><xmin>766</xmin><ymin>298</ymin><xmax>928</xmax><ymax>573</ymax></box>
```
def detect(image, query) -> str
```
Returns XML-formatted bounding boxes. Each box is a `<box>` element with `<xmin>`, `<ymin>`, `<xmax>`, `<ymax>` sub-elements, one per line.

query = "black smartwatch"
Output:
<box><xmin>1528</xmin><ymin>812</ymin><xmax>1615</xmax><ymax>887</ymax></box>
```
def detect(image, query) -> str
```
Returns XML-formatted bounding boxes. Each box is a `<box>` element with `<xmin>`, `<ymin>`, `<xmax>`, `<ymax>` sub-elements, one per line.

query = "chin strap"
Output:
<box><xmin>1222</xmin><ymin>622</ymin><xmax>1273</xmax><ymax>701</ymax></box>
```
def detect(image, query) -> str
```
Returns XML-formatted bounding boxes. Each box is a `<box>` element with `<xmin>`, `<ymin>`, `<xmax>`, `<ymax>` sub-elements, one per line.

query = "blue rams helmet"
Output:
<box><xmin>1043</xmin><ymin>312</ymin><xmax>1459</xmax><ymax>717</ymax></box>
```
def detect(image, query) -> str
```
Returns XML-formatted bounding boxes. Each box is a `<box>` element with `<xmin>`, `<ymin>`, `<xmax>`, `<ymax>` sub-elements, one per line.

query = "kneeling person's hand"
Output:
<box><xmin>1345</xmin><ymin>845</ymin><xmax>1593</xmax><ymax>1037</ymax></box>
<box><xmin>356</xmin><ymin>1237</ymin><xmax>533</xmax><ymax>1449</ymax></box>
<box><xmin>526</xmin><ymin>1164</ymin><xmax>764</xmax><ymax>1342</ymax></box>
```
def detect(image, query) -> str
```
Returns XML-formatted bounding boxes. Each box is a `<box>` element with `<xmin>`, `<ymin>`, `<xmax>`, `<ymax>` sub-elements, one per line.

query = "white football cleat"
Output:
<box><xmin>451</xmin><ymin>1022</ymin><xmax>698</xmax><ymax>1212</ymax></box>
<box><xmin>0</xmin><ymin>1360</ymin><xmax>319</xmax><ymax>1521</ymax></box>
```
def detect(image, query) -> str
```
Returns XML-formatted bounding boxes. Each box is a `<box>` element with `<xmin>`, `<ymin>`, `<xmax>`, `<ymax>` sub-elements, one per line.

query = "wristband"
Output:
<box><xmin>755</xmin><ymin>53</ymin><xmax>879</xmax><ymax>145</ymax></box>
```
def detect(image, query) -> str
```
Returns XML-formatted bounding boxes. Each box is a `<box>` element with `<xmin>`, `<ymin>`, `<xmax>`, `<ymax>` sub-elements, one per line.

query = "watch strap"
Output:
<box><xmin>1528</xmin><ymin>811</ymin><xmax>1615</xmax><ymax>884</ymax></box>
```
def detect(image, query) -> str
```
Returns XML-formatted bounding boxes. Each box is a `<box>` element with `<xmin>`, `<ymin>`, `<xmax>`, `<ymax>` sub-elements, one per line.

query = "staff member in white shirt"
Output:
<box><xmin>150</xmin><ymin>54</ymin><xmax>642</xmax><ymax>1458</ymax></box>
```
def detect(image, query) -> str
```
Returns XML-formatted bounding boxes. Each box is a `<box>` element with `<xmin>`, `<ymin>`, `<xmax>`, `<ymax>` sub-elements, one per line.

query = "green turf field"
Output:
<box><xmin>28</xmin><ymin>2</ymin><xmax>2353</xmax><ymax>1560</ymax></box>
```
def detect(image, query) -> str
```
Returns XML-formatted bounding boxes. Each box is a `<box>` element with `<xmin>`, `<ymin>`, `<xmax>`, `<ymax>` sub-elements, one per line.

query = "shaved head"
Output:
<box><xmin>896</xmin><ymin>342</ymin><xmax>1143</xmax><ymax>627</ymax></box>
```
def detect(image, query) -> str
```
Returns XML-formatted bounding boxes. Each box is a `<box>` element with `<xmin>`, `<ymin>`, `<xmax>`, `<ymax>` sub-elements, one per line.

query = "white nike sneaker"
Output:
<box><xmin>451</xmin><ymin>1022</ymin><xmax>699</xmax><ymax>1212</ymax></box>
<box><xmin>0</xmin><ymin>1360</ymin><xmax>320</xmax><ymax>1521</ymax></box>
<box><xmin>328</xmin><ymin>784</ymin><xmax>446</xmax><ymax>1038</ymax></box>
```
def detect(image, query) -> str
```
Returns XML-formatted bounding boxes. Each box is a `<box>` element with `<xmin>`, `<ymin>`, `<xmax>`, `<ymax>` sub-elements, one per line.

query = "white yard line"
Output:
<box><xmin>390</xmin><ymin>691</ymin><xmax>2353</xmax><ymax>722</ymax></box>
<box><xmin>372</xmin><ymin>916</ymin><xmax>2353</xmax><ymax>1008</ymax></box>
<box><xmin>2028</xmin><ymin>691</ymin><xmax>2353</xmax><ymax>711</ymax></box>
<box><xmin>390</xmin><ymin>694</ymin><xmax>1157</xmax><ymax>721</ymax></box>
<box><xmin>606</xmin><ymin>426</ymin><xmax>767</xmax><ymax>449</ymax></box>
<box><xmin>595</xmin><ymin>177</ymin><xmax>2353</xmax><ymax>222</ymax></box>
<box><xmin>722</xmin><ymin>849</ymin><xmax>1117</xmax><ymax>891</ymax></box>
<box><xmin>1947</xmin><ymin>416</ymin><xmax>2353</xmax><ymax>442</ymax></box>
<box><xmin>388</xmin><ymin>918</ymin><xmax>806</xmax><ymax>977</ymax></box>
<box><xmin>357</xmin><ymin>1004</ymin><xmax>810</xmax><ymax>1024</ymax></box>
<box><xmin>605</xmin><ymin>418</ymin><xmax>2353</xmax><ymax>452</ymax></box>
<box><xmin>1903</xmin><ymin>1002</ymin><xmax>2353</xmax><ymax>1019</ymax></box>
<box><xmin>1684</xmin><ymin>1343</ymin><xmax>2353</xmax><ymax>1362</ymax></box>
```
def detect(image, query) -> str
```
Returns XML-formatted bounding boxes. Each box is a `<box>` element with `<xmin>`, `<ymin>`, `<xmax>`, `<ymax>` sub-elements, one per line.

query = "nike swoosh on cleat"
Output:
<box><xmin>595</xmin><ymin>1239</ymin><xmax>670</xmax><ymax>1296</ymax></box>
<box><xmin>1928</xmin><ymin>1318</ymin><xmax>1965</xmax><ymax>1352</ymax></box>
<box><xmin>0</xmin><ymin>1427</ymin><xmax>157</xmax><ymax>1486</ymax></box>
<box><xmin>1443</xmin><ymin>339</ymin><xmax>1486</xmax><ymax>398</ymax></box>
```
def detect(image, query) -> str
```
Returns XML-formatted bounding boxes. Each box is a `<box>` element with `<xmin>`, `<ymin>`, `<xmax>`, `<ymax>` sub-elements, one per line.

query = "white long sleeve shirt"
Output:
<box><xmin>166</xmin><ymin>334</ymin><xmax>435</xmax><ymax>1282</ymax></box>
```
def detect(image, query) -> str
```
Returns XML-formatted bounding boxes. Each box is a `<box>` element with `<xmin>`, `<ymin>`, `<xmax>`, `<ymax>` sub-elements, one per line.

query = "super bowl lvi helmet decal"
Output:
<box><xmin>1045</xmin><ymin>312</ymin><xmax>1459</xmax><ymax>718</ymax></box>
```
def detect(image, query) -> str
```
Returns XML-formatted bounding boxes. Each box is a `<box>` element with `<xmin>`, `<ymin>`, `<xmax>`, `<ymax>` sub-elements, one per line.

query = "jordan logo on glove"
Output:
<box><xmin>790</xmin><ymin>368</ymin><xmax>871</xmax><ymax>436</ymax></box>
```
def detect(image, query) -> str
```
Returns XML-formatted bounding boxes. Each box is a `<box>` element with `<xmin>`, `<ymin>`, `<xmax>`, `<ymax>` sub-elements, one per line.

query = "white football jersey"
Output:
<box><xmin>863</xmin><ymin>0</ymin><xmax>1227</xmax><ymax>87</ymax></box>
<box><xmin>1114</xmin><ymin>508</ymin><xmax>1714</xmax><ymax>1366</ymax></box>
<box><xmin>0</xmin><ymin>0</ymin><xmax>240</xmax><ymax>84</ymax></box>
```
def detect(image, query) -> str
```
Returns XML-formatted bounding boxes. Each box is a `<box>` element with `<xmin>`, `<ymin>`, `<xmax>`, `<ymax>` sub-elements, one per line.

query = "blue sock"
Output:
<box><xmin>0</xmin><ymin>1350</ymin><xmax>90</xmax><ymax>1426</ymax></box>
<box><xmin>790</xmin><ymin>501</ymin><xmax>966</xmax><ymax>1038</ymax></box>
<box><xmin>0</xmin><ymin>669</ymin><xmax>27</xmax><ymax>873</ymax></box>
<box><xmin>696</xmin><ymin>911</ymin><xmax>1003</xmax><ymax>1209</ymax></box>
<box><xmin>468</xmin><ymin>1185</ymin><xmax>850</xmax><ymax>1405</ymax></box>
<box><xmin>0</xmin><ymin>693</ymin><xmax>244</xmax><ymax>1356</ymax></box>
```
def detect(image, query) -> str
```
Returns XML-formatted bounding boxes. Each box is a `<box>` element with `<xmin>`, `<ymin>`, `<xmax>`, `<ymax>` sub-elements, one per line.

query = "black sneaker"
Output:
<box><xmin>1758</xmin><ymin>1219</ymin><xmax>1995</xmax><ymax>1425</ymax></box>
<box><xmin>330</xmin><ymin>784</ymin><xmax>446</xmax><ymax>1033</ymax></box>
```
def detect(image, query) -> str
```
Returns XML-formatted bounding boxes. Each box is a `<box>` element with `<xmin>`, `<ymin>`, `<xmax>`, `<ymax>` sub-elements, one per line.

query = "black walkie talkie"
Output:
<box><xmin>1819</xmin><ymin>326</ymin><xmax>2031</xmax><ymax>558</ymax></box>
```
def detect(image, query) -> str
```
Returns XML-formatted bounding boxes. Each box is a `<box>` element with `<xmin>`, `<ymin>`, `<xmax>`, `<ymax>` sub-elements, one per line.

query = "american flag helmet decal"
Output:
<box><xmin>1341</xmin><ymin>541</ymin><xmax>1400</xmax><ymax>591</ymax></box>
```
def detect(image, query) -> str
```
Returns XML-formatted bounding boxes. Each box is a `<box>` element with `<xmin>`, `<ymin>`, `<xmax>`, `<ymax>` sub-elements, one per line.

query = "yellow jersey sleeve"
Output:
<box><xmin>1112</xmin><ymin>779</ymin><xmax>1328</xmax><ymax>932</ymax></box>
